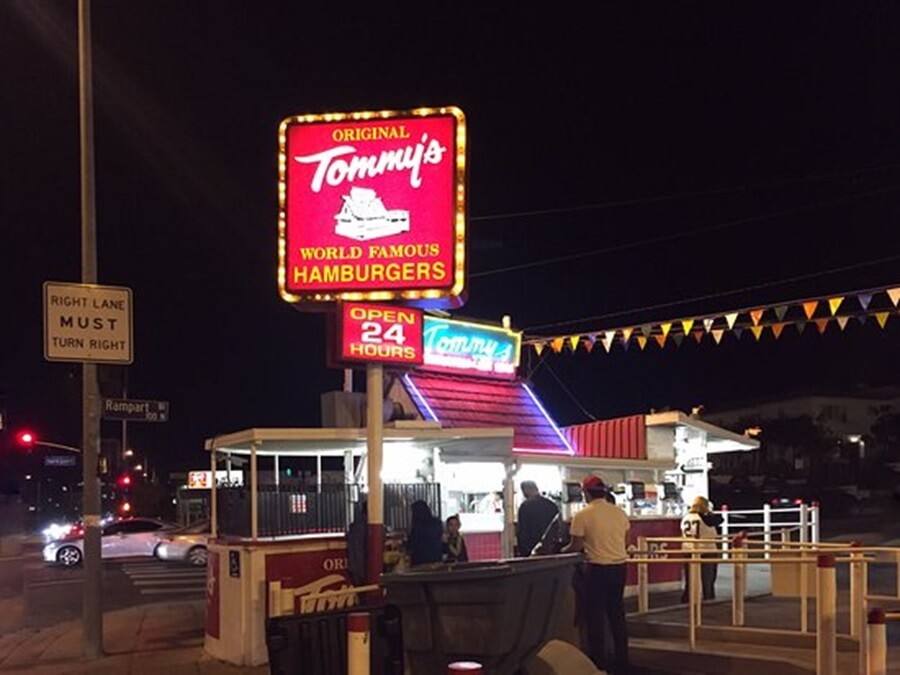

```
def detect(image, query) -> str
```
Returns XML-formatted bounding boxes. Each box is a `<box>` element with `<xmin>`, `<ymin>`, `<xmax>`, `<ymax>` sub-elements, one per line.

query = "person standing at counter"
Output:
<box><xmin>563</xmin><ymin>475</ymin><xmax>631</xmax><ymax>674</ymax></box>
<box><xmin>680</xmin><ymin>495</ymin><xmax>723</xmax><ymax>602</ymax></box>
<box><xmin>406</xmin><ymin>500</ymin><xmax>443</xmax><ymax>567</ymax></box>
<box><xmin>517</xmin><ymin>480</ymin><xmax>560</xmax><ymax>556</ymax></box>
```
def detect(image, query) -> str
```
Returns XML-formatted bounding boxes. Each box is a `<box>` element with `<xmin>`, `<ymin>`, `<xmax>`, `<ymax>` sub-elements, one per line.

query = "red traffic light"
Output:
<box><xmin>15</xmin><ymin>430</ymin><xmax>36</xmax><ymax>448</ymax></box>
<box><xmin>118</xmin><ymin>474</ymin><xmax>132</xmax><ymax>487</ymax></box>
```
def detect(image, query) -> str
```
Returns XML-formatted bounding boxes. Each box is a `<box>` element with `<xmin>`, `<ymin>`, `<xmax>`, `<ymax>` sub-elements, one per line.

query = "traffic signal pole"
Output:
<box><xmin>78</xmin><ymin>0</ymin><xmax>103</xmax><ymax>658</ymax></box>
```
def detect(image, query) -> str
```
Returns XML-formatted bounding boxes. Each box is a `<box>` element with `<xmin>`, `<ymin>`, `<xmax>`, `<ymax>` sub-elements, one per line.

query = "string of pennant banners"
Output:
<box><xmin>526</xmin><ymin>285</ymin><xmax>900</xmax><ymax>356</ymax></box>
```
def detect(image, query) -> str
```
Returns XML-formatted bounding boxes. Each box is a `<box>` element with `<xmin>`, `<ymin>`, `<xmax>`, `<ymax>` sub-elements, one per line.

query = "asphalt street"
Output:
<box><xmin>12</xmin><ymin>549</ymin><xmax>205</xmax><ymax>628</ymax></box>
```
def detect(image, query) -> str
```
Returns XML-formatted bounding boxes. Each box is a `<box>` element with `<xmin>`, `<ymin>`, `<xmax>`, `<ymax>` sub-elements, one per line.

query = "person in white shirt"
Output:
<box><xmin>680</xmin><ymin>495</ymin><xmax>723</xmax><ymax>602</ymax></box>
<box><xmin>563</xmin><ymin>475</ymin><xmax>631</xmax><ymax>674</ymax></box>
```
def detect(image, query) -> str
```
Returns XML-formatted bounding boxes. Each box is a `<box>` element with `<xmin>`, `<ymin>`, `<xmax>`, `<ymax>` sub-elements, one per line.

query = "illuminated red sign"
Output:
<box><xmin>340</xmin><ymin>302</ymin><xmax>424</xmax><ymax>366</ymax></box>
<box><xmin>278</xmin><ymin>107</ymin><xmax>467</xmax><ymax>307</ymax></box>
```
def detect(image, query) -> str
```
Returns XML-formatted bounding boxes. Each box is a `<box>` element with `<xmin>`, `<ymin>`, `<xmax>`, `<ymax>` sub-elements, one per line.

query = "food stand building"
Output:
<box><xmin>203</xmin><ymin>315</ymin><xmax>758</xmax><ymax>666</ymax></box>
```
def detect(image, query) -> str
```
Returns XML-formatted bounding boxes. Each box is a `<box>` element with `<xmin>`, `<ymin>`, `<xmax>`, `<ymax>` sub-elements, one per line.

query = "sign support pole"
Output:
<box><xmin>366</xmin><ymin>363</ymin><xmax>384</xmax><ymax>589</ymax></box>
<box><xmin>78</xmin><ymin>0</ymin><xmax>103</xmax><ymax>658</ymax></box>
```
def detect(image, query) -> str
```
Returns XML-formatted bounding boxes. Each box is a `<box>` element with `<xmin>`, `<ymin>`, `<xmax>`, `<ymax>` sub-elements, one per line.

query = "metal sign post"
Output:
<box><xmin>366</xmin><ymin>363</ymin><xmax>384</xmax><ymax>587</ymax></box>
<box><xmin>77</xmin><ymin>0</ymin><xmax>102</xmax><ymax>658</ymax></box>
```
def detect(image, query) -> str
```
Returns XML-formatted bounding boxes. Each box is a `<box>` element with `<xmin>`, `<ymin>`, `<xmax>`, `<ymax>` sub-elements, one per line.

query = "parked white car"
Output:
<box><xmin>43</xmin><ymin>517</ymin><xmax>177</xmax><ymax>567</ymax></box>
<box><xmin>153</xmin><ymin>520</ymin><xmax>211</xmax><ymax>567</ymax></box>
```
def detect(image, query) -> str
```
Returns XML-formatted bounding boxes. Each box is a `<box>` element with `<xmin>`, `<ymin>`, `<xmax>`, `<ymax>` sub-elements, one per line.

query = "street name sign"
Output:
<box><xmin>45</xmin><ymin>455</ymin><xmax>78</xmax><ymax>467</ymax></box>
<box><xmin>102</xmin><ymin>398</ymin><xmax>169</xmax><ymax>422</ymax></box>
<box><xmin>43</xmin><ymin>282</ymin><xmax>133</xmax><ymax>364</ymax></box>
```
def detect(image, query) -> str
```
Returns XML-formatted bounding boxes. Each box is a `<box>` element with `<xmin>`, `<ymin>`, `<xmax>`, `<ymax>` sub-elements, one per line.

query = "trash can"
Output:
<box><xmin>380</xmin><ymin>553</ymin><xmax>585</xmax><ymax>675</ymax></box>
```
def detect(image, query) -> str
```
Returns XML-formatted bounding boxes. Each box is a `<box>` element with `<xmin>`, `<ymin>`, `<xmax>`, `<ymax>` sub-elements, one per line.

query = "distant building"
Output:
<box><xmin>705</xmin><ymin>387</ymin><xmax>900</xmax><ymax>441</ymax></box>
<box><xmin>702</xmin><ymin>387</ymin><xmax>900</xmax><ymax>481</ymax></box>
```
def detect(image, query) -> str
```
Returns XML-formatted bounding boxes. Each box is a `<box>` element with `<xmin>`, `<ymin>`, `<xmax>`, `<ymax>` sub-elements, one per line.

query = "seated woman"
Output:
<box><xmin>442</xmin><ymin>514</ymin><xmax>469</xmax><ymax>563</ymax></box>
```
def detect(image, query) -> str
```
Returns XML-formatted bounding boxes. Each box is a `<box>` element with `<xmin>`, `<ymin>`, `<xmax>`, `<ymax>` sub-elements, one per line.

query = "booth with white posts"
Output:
<box><xmin>202</xmin><ymin>423</ymin><xmax>515</xmax><ymax>667</ymax></box>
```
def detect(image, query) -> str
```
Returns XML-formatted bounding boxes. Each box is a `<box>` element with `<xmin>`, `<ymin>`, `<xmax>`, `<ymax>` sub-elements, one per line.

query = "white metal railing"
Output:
<box><xmin>632</xmin><ymin>533</ymin><xmax>900</xmax><ymax>675</ymax></box>
<box><xmin>719</xmin><ymin>503</ymin><xmax>819</xmax><ymax>559</ymax></box>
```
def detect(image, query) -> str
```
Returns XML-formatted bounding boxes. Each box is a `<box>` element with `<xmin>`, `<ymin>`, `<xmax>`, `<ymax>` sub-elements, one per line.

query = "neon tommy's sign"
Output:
<box><xmin>420</xmin><ymin>316</ymin><xmax>521</xmax><ymax>379</ymax></box>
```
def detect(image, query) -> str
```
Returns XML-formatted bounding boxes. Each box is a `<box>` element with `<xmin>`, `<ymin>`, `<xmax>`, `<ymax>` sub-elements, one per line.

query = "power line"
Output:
<box><xmin>470</xmin><ymin>160</ymin><xmax>900</xmax><ymax>223</ymax></box>
<box><xmin>524</xmin><ymin>255</ymin><xmax>900</xmax><ymax>334</ymax></box>
<box><xmin>472</xmin><ymin>183</ymin><xmax>900</xmax><ymax>279</ymax></box>
<box><xmin>529</xmin><ymin>357</ymin><xmax>598</xmax><ymax>422</ymax></box>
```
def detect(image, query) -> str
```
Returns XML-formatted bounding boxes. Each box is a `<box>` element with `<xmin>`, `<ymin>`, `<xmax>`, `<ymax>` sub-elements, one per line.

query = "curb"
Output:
<box><xmin>0</xmin><ymin>594</ymin><xmax>25</xmax><ymax>634</ymax></box>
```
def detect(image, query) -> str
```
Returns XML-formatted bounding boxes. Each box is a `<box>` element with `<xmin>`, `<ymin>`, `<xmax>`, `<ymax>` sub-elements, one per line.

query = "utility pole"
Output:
<box><xmin>78</xmin><ymin>0</ymin><xmax>103</xmax><ymax>658</ymax></box>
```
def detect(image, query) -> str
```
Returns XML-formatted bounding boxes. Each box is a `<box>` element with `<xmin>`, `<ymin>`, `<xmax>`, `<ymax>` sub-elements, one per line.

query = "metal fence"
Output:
<box><xmin>217</xmin><ymin>484</ymin><xmax>358</xmax><ymax>538</ymax></box>
<box><xmin>383</xmin><ymin>483</ymin><xmax>441</xmax><ymax>532</ymax></box>
<box><xmin>216</xmin><ymin>482</ymin><xmax>442</xmax><ymax>538</ymax></box>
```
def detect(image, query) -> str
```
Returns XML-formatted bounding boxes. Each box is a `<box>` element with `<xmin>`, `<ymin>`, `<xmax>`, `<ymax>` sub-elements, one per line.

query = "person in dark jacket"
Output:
<box><xmin>406</xmin><ymin>500</ymin><xmax>443</xmax><ymax>567</ymax></box>
<box><xmin>442</xmin><ymin>514</ymin><xmax>469</xmax><ymax>563</ymax></box>
<box><xmin>517</xmin><ymin>481</ymin><xmax>561</xmax><ymax>556</ymax></box>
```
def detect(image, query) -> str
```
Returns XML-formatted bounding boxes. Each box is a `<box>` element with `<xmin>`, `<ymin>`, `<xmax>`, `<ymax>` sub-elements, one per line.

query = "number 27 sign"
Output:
<box><xmin>339</xmin><ymin>302</ymin><xmax>424</xmax><ymax>366</ymax></box>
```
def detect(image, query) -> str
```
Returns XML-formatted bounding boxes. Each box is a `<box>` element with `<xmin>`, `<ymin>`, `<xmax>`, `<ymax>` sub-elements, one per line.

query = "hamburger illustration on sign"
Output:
<box><xmin>278</xmin><ymin>107</ymin><xmax>467</xmax><ymax>308</ymax></box>
<box><xmin>334</xmin><ymin>187</ymin><xmax>410</xmax><ymax>241</ymax></box>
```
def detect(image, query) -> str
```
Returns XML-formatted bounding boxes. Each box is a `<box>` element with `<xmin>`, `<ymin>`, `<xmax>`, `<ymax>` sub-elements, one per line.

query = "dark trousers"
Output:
<box><xmin>585</xmin><ymin>563</ymin><xmax>629</xmax><ymax>673</ymax></box>
<box><xmin>681</xmin><ymin>555</ymin><xmax>718</xmax><ymax>602</ymax></box>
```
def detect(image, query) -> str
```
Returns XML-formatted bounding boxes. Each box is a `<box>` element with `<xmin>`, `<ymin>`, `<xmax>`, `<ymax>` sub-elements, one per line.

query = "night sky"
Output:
<box><xmin>2</xmin><ymin>2</ymin><xmax>900</xmax><ymax>477</ymax></box>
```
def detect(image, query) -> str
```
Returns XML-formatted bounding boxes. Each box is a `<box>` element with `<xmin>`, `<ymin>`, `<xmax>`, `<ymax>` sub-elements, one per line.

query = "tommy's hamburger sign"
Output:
<box><xmin>278</xmin><ymin>107</ymin><xmax>467</xmax><ymax>308</ymax></box>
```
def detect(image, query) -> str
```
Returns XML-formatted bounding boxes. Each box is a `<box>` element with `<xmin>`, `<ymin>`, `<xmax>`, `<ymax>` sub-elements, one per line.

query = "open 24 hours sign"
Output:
<box><xmin>334</xmin><ymin>302</ymin><xmax>424</xmax><ymax>367</ymax></box>
<box><xmin>278</xmin><ymin>107</ymin><xmax>467</xmax><ymax>308</ymax></box>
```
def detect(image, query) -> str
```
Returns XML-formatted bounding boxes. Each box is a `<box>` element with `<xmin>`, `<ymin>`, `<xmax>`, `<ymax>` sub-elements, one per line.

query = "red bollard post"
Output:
<box><xmin>448</xmin><ymin>662</ymin><xmax>483</xmax><ymax>674</ymax></box>
<box><xmin>348</xmin><ymin>612</ymin><xmax>370</xmax><ymax>675</ymax></box>
<box><xmin>867</xmin><ymin>608</ymin><xmax>887</xmax><ymax>675</ymax></box>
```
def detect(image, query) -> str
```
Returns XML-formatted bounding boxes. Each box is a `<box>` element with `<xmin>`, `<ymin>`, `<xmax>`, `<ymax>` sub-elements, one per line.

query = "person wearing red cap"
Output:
<box><xmin>563</xmin><ymin>475</ymin><xmax>631</xmax><ymax>673</ymax></box>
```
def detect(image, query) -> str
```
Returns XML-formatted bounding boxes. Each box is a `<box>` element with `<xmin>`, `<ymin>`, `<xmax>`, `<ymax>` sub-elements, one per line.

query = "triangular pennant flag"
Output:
<box><xmin>888</xmin><ymin>288</ymin><xmax>900</xmax><ymax>307</ymax></box>
<box><xmin>836</xmin><ymin>316</ymin><xmax>849</xmax><ymax>331</ymax></box>
<box><xmin>725</xmin><ymin>313</ymin><xmax>738</xmax><ymax>329</ymax></box>
<box><xmin>772</xmin><ymin>323</ymin><xmax>785</xmax><ymax>339</ymax></box>
<box><xmin>660</xmin><ymin>322</ymin><xmax>672</xmax><ymax>338</ymax></box>
<box><xmin>703</xmin><ymin>318</ymin><xmax>715</xmax><ymax>333</ymax></box>
<box><xmin>621</xmin><ymin>328</ymin><xmax>634</xmax><ymax>343</ymax></box>
<box><xmin>711</xmin><ymin>329</ymin><xmax>724</xmax><ymax>344</ymax></box>
<box><xmin>681</xmin><ymin>319</ymin><xmax>695</xmax><ymax>335</ymax></box>
<box><xmin>601</xmin><ymin>331</ymin><xmax>615</xmax><ymax>353</ymax></box>
<box><xmin>750</xmin><ymin>309</ymin><xmax>764</xmax><ymax>326</ymax></box>
<box><xmin>814</xmin><ymin>318</ymin><xmax>829</xmax><ymax>335</ymax></box>
<box><xmin>637</xmin><ymin>335</ymin><xmax>648</xmax><ymax>350</ymax></box>
<box><xmin>828</xmin><ymin>297</ymin><xmax>844</xmax><ymax>316</ymax></box>
<box><xmin>673</xmin><ymin>333</ymin><xmax>685</xmax><ymax>347</ymax></box>
<box><xmin>551</xmin><ymin>337</ymin><xmax>564</xmax><ymax>353</ymax></box>
<box><xmin>733</xmin><ymin>327</ymin><xmax>743</xmax><ymax>340</ymax></box>
<box><xmin>876</xmin><ymin>312</ymin><xmax>890</xmax><ymax>329</ymax></box>
<box><xmin>533</xmin><ymin>342</ymin><xmax>545</xmax><ymax>356</ymax></box>
<box><xmin>774</xmin><ymin>305</ymin><xmax>788</xmax><ymax>321</ymax></box>
<box><xmin>568</xmin><ymin>336</ymin><xmax>580</xmax><ymax>352</ymax></box>
<box><xmin>583</xmin><ymin>338</ymin><xmax>595</xmax><ymax>353</ymax></box>
<box><xmin>640</xmin><ymin>324</ymin><xmax>653</xmax><ymax>338</ymax></box>
<box><xmin>857</xmin><ymin>314</ymin><xmax>868</xmax><ymax>325</ymax></box>
<box><xmin>858</xmin><ymin>293</ymin><xmax>873</xmax><ymax>311</ymax></box>
<box><xmin>796</xmin><ymin>321</ymin><xmax>807</xmax><ymax>335</ymax></box>
<box><xmin>803</xmin><ymin>301</ymin><xmax>818</xmax><ymax>320</ymax></box>
<box><xmin>751</xmin><ymin>325</ymin><xmax>763</xmax><ymax>341</ymax></box>
<box><xmin>654</xmin><ymin>334</ymin><xmax>667</xmax><ymax>348</ymax></box>
<box><xmin>692</xmin><ymin>329</ymin><xmax>704</xmax><ymax>344</ymax></box>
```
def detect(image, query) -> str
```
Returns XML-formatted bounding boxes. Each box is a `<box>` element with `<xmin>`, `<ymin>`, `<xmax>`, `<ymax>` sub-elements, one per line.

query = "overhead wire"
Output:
<box><xmin>523</xmin><ymin>255</ymin><xmax>900</xmax><ymax>334</ymax></box>
<box><xmin>470</xmin><ymin>159</ymin><xmax>900</xmax><ymax>223</ymax></box>
<box><xmin>472</xmin><ymin>182</ymin><xmax>900</xmax><ymax>279</ymax></box>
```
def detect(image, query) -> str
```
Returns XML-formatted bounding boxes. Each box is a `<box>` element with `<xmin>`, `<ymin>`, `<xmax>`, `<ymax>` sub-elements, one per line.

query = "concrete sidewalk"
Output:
<box><xmin>0</xmin><ymin>600</ymin><xmax>266</xmax><ymax>675</ymax></box>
